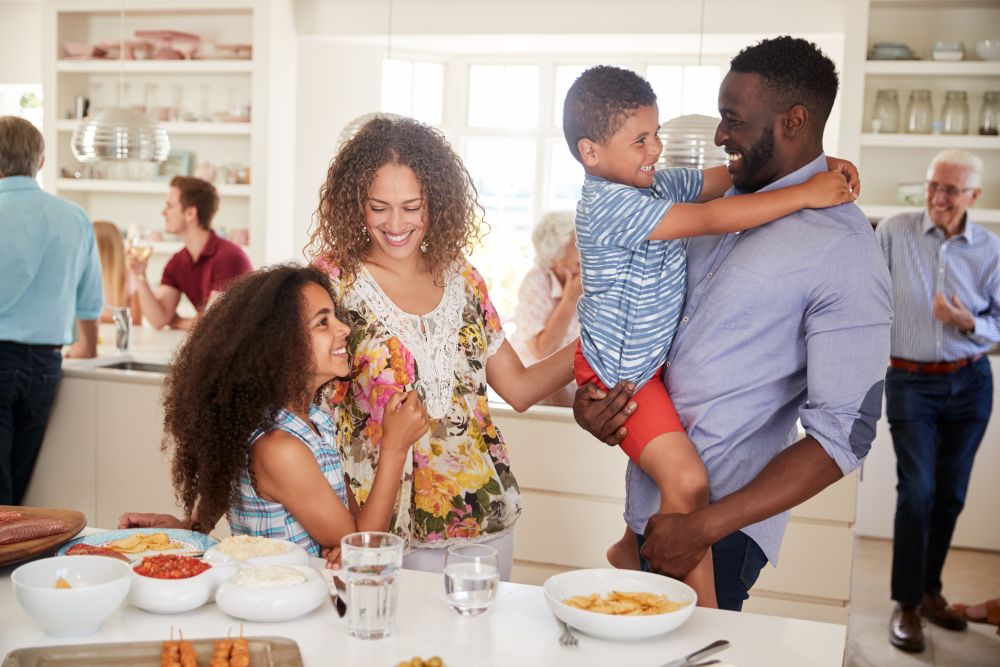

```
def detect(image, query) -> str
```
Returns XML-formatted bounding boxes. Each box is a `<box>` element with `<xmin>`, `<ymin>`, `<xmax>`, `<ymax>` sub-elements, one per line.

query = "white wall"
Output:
<box><xmin>0</xmin><ymin>0</ymin><xmax>42</xmax><ymax>84</ymax></box>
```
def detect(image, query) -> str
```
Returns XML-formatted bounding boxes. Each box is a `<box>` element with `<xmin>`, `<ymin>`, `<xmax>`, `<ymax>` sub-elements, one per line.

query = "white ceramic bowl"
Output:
<box><xmin>215</xmin><ymin>565</ymin><xmax>328</xmax><ymax>622</ymax></box>
<box><xmin>128</xmin><ymin>559</ymin><xmax>238</xmax><ymax>614</ymax></box>
<box><xmin>543</xmin><ymin>569</ymin><xmax>696</xmax><ymax>642</ymax></box>
<box><xmin>975</xmin><ymin>40</ymin><xmax>1000</xmax><ymax>61</ymax></box>
<box><xmin>12</xmin><ymin>556</ymin><xmax>132</xmax><ymax>637</ymax></box>
<box><xmin>203</xmin><ymin>539</ymin><xmax>310</xmax><ymax>569</ymax></box>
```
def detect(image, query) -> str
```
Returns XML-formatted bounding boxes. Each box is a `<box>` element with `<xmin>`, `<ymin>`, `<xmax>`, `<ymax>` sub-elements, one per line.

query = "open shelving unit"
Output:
<box><xmin>55</xmin><ymin>119</ymin><xmax>252</xmax><ymax>134</ymax></box>
<box><xmin>55</xmin><ymin>178</ymin><xmax>252</xmax><ymax>196</ymax></box>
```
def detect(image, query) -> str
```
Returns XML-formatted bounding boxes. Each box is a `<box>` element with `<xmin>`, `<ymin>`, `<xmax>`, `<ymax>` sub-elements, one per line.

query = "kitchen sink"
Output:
<box><xmin>100</xmin><ymin>361</ymin><xmax>170</xmax><ymax>373</ymax></box>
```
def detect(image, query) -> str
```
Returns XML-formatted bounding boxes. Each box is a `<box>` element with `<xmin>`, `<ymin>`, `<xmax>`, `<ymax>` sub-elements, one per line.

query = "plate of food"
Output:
<box><xmin>204</xmin><ymin>535</ymin><xmax>310</xmax><ymax>569</ymax></box>
<box><xmin>543</xmin><ymin>568</ymin><xmax>696</xmax><ymax>641</ymax></box>
<box><xmin>215</xmin><ymin>565</ymin><xmax>328</xmax><ymax>622</ymax></box>
<box><xmin>58</xmin><ymin>528</ymin><xmax>217</xmax><ymax>560</ymax></box>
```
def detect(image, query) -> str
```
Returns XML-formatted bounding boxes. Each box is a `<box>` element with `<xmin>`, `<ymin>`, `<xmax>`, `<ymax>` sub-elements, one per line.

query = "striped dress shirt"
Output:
<box><xmin>230</xmin><ymin>405</ymin><xmax>348</xmax><ymax>556</ymax></box>
<box><xmin>575</xmin><ymin>169</ymin><xmax>704</xmax><ymax>390</ymax></box>
<box><xmin>876</xmin><ymin>210</ymin><xmax>1000</xmax><ymax>362</ymax></box>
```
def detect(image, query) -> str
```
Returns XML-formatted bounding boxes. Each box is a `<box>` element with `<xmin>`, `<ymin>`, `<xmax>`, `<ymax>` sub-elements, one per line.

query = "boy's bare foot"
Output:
<box><xmin>606</xmin><ymin>527</ymin><xmax>641</xmax><ymax>571</ymax></box>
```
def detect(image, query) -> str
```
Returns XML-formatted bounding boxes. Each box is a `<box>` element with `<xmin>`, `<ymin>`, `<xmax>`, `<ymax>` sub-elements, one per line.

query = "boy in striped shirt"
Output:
<box><xmin>564</xmin><ymin>65</ymin><xmax>857</xmax><ymax>606</ymax></box>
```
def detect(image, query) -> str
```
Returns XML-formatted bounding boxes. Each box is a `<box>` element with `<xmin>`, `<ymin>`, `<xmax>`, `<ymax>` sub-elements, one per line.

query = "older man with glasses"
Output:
<box><xmin>876</xmin><ymin>149</ymin><xmax>998</xmax><ymax>652</ymax></box>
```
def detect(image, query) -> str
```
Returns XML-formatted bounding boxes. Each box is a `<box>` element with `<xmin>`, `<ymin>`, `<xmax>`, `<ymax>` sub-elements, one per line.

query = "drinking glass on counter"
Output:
<box><xmin>340</xmin><ymin>532</ymin><xmax>403</xmax><ymax>640</ymax></box>
<box><xmin>905</xmin><ymin>90</ymin><xmax>934</xmax><ymax>134</ymax></box>
<box><xmin>443</xmin><ymin>544</ymin><xmax>499</xmax><ymax>616</ymax></box>
<box><xmin>981</xmin><ymin>91</ymin><xmax>1000</xmax><ymax>136</ymax></box>
<box><xmin>942</xmin><ymin>90</ymin><xmax>970</xmax><ymax>135</ymax></box>
<box><xmin>127</xmin><ymin>226</ymin><xmax>153</xmax><ymax>262</ymax></box>
<box><xmin>871</xmin><ymin>89</ymin><xmax>900</xmax><ymax>133</ymax></box>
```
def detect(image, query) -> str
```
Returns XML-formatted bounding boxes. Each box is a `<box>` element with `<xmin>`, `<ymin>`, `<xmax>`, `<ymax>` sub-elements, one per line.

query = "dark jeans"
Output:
<box><xmin>886</xmin><ymin>357</ymin><xmax>992</xmax><ymax>606</ymax></box>
<box><xmin>0</xmin><ymin>343</ymin><xmax>62</xmax><ymax>505</ymax></box>
<box><xmin>636</xmin><ymin>529</ymin><xmax>768</xmax><ymax>612</ymax></box>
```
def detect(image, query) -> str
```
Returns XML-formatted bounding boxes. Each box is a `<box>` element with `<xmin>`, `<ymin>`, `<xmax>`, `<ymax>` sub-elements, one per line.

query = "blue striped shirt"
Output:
<box><xmin>876</xmin><ymin>210</ymin><xmax>1000</xmax><ymax>361</ymax></box>
<box><xmin>230</xmin><ymin>406</ymin><xmax>348</xmax><ymax>557</ymax></box>
<box><xmin>575</xmin><ymin>169</ymin><xmax>704</xmax><ymax>389</ymax></box>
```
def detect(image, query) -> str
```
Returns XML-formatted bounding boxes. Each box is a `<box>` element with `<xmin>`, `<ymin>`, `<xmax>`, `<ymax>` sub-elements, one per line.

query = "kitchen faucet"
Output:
<box><xmin>105</xmin><ymin>305</ymin><xmax>131</xmax><ymax>353</ymax></box>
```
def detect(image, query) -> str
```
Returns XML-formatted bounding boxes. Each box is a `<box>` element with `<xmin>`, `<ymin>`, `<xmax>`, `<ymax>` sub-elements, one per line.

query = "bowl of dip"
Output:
<box><xmin>204</xmin><ymin>536</ymin><xmax>310</xmax><ymax>569</ymax></box>
<box><xmin>215</xmin><ymin>565</ymin><xmax>328</xmax><ymax>622</ymax></box>
<box><xmin>128</xmin><ymin>554</ymin><xmax>238</xmax><ymax>614</ymax></box>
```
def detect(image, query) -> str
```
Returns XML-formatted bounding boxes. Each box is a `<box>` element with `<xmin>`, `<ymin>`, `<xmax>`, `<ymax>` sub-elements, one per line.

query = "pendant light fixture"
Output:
<box><xmin>656</xmin><ymin>0</ymin><xmax>727</xmax><ymax>171</ymax></box>
<box><xmin>71</xmin><ymin>1</ymin><xmax>170</xmax><ymax>162</ymax></box>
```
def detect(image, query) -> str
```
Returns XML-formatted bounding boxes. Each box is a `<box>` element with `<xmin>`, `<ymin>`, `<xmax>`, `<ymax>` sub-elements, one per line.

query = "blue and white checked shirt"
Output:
<box><xmin>575</xmin><ymin>169</ymin><xmax>704</xmax><ymax>389</ymax></box>
<box><xmin>624</xmin><ymin>154</ymin><xmax>893</xmax><ymax>566</ymax></box>
<box><xmin>230</xmin><ymin>406</ymin><xmax>349</xmax><ymax>556</ymax></box>
<box><xmin>876</xmin><ymin>210</ymin><xmax>1000</xmax><ymax>361</ymax></box>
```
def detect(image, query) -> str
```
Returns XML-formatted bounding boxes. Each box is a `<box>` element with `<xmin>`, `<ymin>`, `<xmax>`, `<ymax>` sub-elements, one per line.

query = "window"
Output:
<box><xmin>0</xmin><ymin>85</ymin><xmax>44</xmax><ymax>185</ymax></box>
<box><xmin>381</xmin><ymin>59</ymin><xmax>444</xmax><ymax>125</ymax></box>
<box><xmin>646</xmin><ymin>65</ymin><xmax>721</xmax><ymax>122</ymax></box>
<box><xmin>469</xmin><ymin>66</ymin><xmax>539</xmax><ymax>128</ymax></box>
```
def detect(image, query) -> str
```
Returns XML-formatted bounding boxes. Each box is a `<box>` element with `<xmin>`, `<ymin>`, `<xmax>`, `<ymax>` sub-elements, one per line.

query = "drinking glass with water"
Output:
<box><xmin>341</xmin><ymin>532</ymin><xmax>404</xmax><ymax>639</ymax></box>
<box><xmin>443</xmin><ymin>544</ymin><xmax>499</xmax><ymax>616</ymax></box>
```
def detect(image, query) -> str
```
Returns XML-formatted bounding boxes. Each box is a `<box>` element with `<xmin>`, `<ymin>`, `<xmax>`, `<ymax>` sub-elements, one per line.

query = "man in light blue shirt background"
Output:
<box><xmin>573</xmin><ymin>37</ymin><xmax>892</xmax><ymax>612</ymax></box>
<box><xmin>0</xmin><ymin>116</ymin><xmax>103</xmax><ymax>505</ymax></box>
<box><xmin>876</xmin><ymin>149</ymin><xmax>998</xmax><ymax>652</ymax></box>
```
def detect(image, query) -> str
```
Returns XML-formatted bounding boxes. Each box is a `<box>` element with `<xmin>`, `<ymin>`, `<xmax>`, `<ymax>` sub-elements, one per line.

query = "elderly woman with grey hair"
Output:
<box><xmin>511</xmin><ymin>211</ymin><xmax>582</xmax><ymax>406</ymax></box>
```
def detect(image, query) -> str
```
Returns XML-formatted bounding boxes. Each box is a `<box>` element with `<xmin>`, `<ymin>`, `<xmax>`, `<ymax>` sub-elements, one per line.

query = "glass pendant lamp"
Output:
<box><xmin>70</xmin><ymin>0</ymin><xmax>169</xmax><ymax>163</ymax></box>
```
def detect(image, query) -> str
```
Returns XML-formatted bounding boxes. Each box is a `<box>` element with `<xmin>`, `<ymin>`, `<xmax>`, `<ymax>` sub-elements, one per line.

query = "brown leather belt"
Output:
<box><xmin>889</xmin><ymin>353</ymin><xmax>986</xmax><ymax>374</ymax></box>
<box><xmin>0</xmin><ymin>341</ymin><xmax>62</xmax><ymax>351</ymax></box>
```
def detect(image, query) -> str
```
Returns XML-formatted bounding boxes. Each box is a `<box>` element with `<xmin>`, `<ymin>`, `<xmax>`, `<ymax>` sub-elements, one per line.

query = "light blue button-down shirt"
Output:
<box><xmin>623</xmin><ymin>154</ymin><xmax>893</xmax><ymax>566</ymax></box>
<box><xmin>0</xmin><ymin>176</ymin><xmax>104</xmax><ymax>345</ymax></box>
<box><xmin>876</xmin><ymin>210</ymin><xmax>1000</xmax><ymax>361</ymax></box>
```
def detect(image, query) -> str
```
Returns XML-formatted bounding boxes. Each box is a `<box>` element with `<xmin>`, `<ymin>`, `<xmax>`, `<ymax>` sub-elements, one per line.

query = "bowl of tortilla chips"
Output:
<box><xmin>543</xmin><ymin>568</ymin><xmax>696</xmax><ymax>641</ymax></box>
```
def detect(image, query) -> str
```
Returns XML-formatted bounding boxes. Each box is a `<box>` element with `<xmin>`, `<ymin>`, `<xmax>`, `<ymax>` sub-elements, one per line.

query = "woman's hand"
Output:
<box><xmin>322</xmin><ymin>546</ymin><xmax>342</xmax><ymax>570</ymax></box>
<box><xmin>563</xmin><ymin>272</ymin><xmax>583</xmax><ymax>303</ymax></box>
<box><xmin>380</xmin><ymin>389</ymin><xmax>430</xmax><ymax>454</ymax></box>
<box><xmin>801</xmin><ymin>171</ymin><xmax>856</xmax><ymax>209</ymax></box>
<box><xmin>117</xmin><ymin>512</ymin><xmax>185</xmax><ymax>530</ymax></box>
<box><xmin>825</xmin><ymin>156</ymin><xmax>861</xmax><ymax>197</ymax></box>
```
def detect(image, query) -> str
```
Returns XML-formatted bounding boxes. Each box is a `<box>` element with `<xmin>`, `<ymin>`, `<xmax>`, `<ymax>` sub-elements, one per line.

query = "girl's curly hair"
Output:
<box><xmin>307</xmin><ymin>116</ymin><xmax>486</xmax><ymax>283</ymax></box>
<box><xmin>161</xmin><ymin>264</ymin><xmax>331</xmax><ymax>532</ymax></box>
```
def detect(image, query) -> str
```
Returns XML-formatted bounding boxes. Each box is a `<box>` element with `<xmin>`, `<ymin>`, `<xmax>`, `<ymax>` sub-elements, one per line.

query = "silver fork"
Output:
<box><xmin>557</xmin><ymin>619</ymin><xmax>579</xmax><ymax>647</ymax></box>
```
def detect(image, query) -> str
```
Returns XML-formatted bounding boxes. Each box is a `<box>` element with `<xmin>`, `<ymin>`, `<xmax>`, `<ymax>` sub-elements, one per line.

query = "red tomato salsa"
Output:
<box><xmin>133</xmin><ymin>554</ymin><xmax>211</xmax><ymax>579</ymax></box>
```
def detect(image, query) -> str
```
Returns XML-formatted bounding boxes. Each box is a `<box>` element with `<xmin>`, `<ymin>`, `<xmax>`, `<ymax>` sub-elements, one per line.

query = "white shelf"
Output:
<box><xmin>56</xmin><ymin>120</ymin><xmax>251</xmax><ymax>135</ymax></box>
<box><xmin>56</xmin><ymin>178</ymin><xmax>251</xmax><ymax>197</ymax></box>
<box><xmin>860</xmin><ymin>133</ymin><xmax>1000</xmax><ymax>149</ymax></box>
<box><xmin>865</xmin><ymin>61</ymin><xmax>1000</xmax><ymax>76</ymax></box>
<box><xmin>56</xmin><ymin>60</ymin><xmax>252</xmax><ymax>74</ymax></box>
<box><xmin>860</xmin><ymin>204</ymin><xmax>1000</xmax><ymax>224</ymax></box>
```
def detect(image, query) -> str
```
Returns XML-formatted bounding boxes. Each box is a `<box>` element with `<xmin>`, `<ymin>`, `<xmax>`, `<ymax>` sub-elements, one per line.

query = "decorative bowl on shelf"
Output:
<box><xmin>63</xmin><ymin>42</ymin><xmax>106</xmax><ymax>59</ymax></box>
<box><xmin>975</xmin><ymin>40</ymin><xmax>1000</xmax><ymax>61</ymax></box>
<box><xmin>897</xmin><ymin>182</ymin><xmax>926</xmax><ymax>207</ymax></box>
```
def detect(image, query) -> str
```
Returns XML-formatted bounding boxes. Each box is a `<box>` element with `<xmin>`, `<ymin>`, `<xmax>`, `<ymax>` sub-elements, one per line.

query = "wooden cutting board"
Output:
<box><xmin>0</xmin><ymin>505</ymin><xmax>87</xmax><ymax>568</ymax></box>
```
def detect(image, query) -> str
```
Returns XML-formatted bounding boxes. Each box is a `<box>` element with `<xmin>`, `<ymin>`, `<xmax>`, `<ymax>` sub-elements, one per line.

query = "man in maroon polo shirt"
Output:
<box><xmin>126</xmin><ymin>176</ymin><xmax>251</xmax><ymax>330</ymax></box>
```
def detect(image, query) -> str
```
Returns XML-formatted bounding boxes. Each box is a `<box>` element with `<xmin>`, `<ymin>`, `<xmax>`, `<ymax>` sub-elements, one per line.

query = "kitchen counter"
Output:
<box><xmin>58</xmin><ymin>323</ymin><xmax>186</xmax><ymax>384</ymax></box>
<box><xmin>0</xmin><ymin>531</ymin><xmax>847</xmax><ymax>667</ymax></box>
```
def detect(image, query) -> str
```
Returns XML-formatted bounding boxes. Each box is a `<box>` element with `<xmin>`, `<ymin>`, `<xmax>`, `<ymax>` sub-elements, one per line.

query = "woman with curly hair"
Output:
<box><xmin>118</xmin><ymin>264</ymin><xmax>429</xmax><ymax>558</ymax></box>
<box><xmin>308</xmin><ymin>116</ymin><xmax>576</xmax><ymax>580</ymax></box>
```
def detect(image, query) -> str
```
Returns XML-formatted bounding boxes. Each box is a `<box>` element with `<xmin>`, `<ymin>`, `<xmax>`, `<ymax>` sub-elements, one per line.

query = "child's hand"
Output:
<box><xmin>826</xmin><ymin>156</ymin><xmax>861</xmax><ymax>197</ymax></box>
<box><xmin>381</xmin><ymin>389</ymin><xmax>430</xmax><ymax>456</ymax></box>
<box><xmin>321</xmin><ymin>546</ymin><xmax>342</xmax><ymax>570</ymax></box>
<box><xmin>802</xmin><ymin>171</ymin><xmax>856</xmax><ymax>209</ymax></box>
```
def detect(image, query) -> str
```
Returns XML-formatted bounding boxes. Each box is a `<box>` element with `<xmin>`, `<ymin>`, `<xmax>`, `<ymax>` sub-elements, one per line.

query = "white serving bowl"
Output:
<box><xmin>128</xmin><ymin>559</ymin><xmax>238</xmax><ymax>614</ymax></box>
<box><xmin>204</xmin><ymin>539</ymin><xmax>310</xmax><ymax>569</ymax></box>
<box><xmin>215</xmin><ymin>565</ymin><xmax>328</xmax><ymax>622</ymax></box>
<box><xmin>543</xmin><ymin>569</ymin><xmax>697</xmax><ymax>642</ymax></box>
<box><xmin>12</xmin><ymin>556</ymin><xmax>132</xmax><ymax>637</ymax></box>
<box><xmin>975</xmin><ymin>40</ymin><xmax>1000</xmax><ymax>61</ymax></box>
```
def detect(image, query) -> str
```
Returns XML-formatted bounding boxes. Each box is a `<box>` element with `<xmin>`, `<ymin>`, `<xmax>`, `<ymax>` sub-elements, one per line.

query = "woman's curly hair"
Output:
<box><xmin>161</xmin><ymin>264</ymin><xmax>331</xmax><ymax>532</ymax></box>
<box><xmin>307</xmin><ymin>116</ymin><xmax>486</xmax><ymax>283</ymax></box>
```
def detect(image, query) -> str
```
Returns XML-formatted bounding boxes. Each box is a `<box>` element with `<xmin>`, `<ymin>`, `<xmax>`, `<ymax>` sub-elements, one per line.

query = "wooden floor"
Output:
<box><xmin>846</xmin><ymin>537</ymin><xmax>1000</xmax><ymax>666</ymax></box>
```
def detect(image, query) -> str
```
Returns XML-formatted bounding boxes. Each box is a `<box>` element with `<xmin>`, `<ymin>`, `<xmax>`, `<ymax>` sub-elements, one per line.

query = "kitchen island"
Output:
<box><xmin>0</xmin><ymin>528</ymin><xmax>848</xmax><ymax>667</ymax></box>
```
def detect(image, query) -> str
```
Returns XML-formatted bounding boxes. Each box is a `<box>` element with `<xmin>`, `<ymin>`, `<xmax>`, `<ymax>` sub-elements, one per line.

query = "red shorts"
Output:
<box><xmin>573</xmin><ymin>342</ymin><xmax>685</xmax><ymax>464</ymax></box>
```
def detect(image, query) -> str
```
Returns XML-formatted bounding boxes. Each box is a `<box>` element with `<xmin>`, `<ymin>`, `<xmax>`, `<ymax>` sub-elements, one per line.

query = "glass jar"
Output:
<box><xmin>871</xmin><ymin>89</ymin><xmax>900</xmax><ymax>133</ymax></box>
<box><xmin>905</xmin><ymin>90</ymin><xmax>934</xmax><ymax>134</ymax></box>
<box><xmin>942</xmin><ymin>90</ymin><xmax>969</xmax><ymax>134</ymax></box>
<box><xmin>981</xmin><ymin>91</ymin><xmax>1000</xmax><ymax>136</ymax></box>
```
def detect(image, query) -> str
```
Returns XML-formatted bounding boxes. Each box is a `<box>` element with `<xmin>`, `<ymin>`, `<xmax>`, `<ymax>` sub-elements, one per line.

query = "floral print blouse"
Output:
<box><xmin>315</xmin><ymin>256</ymin><xmax>522</xmax><ymax>552</ymax></box>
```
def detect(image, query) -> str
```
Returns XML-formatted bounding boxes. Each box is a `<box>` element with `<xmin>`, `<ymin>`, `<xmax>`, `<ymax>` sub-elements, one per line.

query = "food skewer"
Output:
<box><xmin>230</xmin><ymin>624</ymin><xmax>249</xmax><ymax>667</ymax></box>
<box><xmin>161</xmin><ymin>627</ymin><xmax>180</xmax><ymax>667</ymax></box>
<box><xmin>209</xmin><ymin>627</ymin><xmax>233</xmax><ymax>667</ymax></box>
<box><xmin>178</xmin><ymin>629</ymin><xmax>198</xmax><ymax>667</ymax></box>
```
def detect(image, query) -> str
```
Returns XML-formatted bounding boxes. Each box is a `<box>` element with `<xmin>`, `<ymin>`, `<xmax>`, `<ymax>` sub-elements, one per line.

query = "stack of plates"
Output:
<box><xmin>868</xmin><ymin>42</ymin><xmax>916</xmax><ymax>60</ymax></box>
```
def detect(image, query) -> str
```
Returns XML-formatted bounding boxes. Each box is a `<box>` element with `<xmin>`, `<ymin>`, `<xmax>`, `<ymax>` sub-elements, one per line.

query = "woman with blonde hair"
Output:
<box><xmin>92</xmin><ymin>221</ymin><xmax>142</xmax><ymax>324</ymax></box>
<box><xmin>308</xmin><ymin>116</ymin><xmax>576</xmax><ymax>580</ymax></box>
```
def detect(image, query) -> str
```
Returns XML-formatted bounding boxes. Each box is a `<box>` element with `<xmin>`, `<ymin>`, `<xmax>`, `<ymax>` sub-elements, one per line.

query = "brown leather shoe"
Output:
<box><xmin>922</xmin><ymin>593</ymin><xmax>968</xmax><ymax>631</ymax></box>
<box><xmin>889</xmin><ymin>604</ymin><xmax>925</xmax><ymax>652</ymax></box>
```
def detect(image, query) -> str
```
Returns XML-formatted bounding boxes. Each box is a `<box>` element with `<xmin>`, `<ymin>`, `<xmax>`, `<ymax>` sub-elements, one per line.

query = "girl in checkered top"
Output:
<box><xmin>135</xmin><ymin>264</ymin><xmax>429</xmax><ymax>560</ymax></box>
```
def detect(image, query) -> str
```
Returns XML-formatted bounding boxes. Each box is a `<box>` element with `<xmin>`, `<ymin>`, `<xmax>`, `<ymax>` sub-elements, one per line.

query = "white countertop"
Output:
<box><xmin>0</xmin><ymin>530</ymin><xmax>847</xmax><ymax>667</ymax></box>
<box><xmin>60</xmin><ymin>323</ymin><xmax>186</xmax><ymax>383</ymax></box>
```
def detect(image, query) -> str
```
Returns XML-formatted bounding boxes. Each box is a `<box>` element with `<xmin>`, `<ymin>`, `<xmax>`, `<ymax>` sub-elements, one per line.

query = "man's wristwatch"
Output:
<box><xmin>961</xmin><ymin>325</ymin><xmax>975</xmax><ymax>336</ymax></box>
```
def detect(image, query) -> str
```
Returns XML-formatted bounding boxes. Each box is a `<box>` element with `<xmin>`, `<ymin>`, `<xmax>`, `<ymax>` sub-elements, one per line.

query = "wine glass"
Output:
<box><xmin>443</xmin><ymin>544</ymin><xmax>499</xmax><ymax>616</ymax></box>
<box><xmin>127</xmin><ymin>226</ymin><xmax>153</xmax><ymax>262</ymax></box>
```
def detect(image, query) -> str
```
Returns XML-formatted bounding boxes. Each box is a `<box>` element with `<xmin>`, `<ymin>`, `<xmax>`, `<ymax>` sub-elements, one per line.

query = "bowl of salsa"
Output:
<box><xmin>128</xmin><ymin>554</ymin><xmax>237</xmax><ymax>614</ymax></box>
